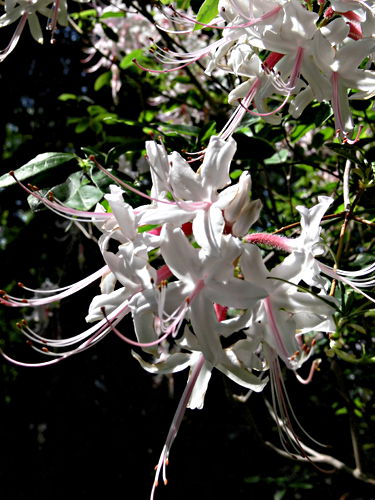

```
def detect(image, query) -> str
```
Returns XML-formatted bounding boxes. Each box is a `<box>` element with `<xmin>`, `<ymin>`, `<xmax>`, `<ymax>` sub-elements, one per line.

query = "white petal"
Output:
<box><xmin>187</xmin><ymin>359</ymin><xmax>213</xmax><ymax>409</ymax></box>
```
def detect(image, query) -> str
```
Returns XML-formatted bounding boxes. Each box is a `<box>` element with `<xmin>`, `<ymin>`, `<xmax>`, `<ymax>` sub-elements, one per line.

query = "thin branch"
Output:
<box><xmin>264</xmin><ymin>440</ymin><xmax>375</xmax><ymax>485</ymax></box>
<box><xmin>264</xmin><ymin>396</ymin><xmax>374</xmax><ymax>486</ymax></box>
<box><xmin>330</xmin><ymin>160</ymin><xmax>352</xmax><ymax>296</ymax></box>
<box><xmin>272</xmin><ymin>212</ymin><xmax>346</xmax><ymax>234</ymax></box>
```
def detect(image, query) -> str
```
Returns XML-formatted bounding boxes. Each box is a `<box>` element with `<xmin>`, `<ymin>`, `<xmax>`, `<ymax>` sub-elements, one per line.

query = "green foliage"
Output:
<box><xmin>194</xmin><ymin>0</ymin><xmax>219</xmax><ymax>30</ymax></box>
<box><xmin>0</xmin><ymin>153</ymin><xmax>77</xmax><ymax>188</ymax></box>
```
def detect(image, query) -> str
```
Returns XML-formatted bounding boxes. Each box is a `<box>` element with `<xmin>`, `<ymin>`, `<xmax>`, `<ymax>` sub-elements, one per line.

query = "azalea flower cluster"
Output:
<box><xmin>83</xmin><ymin>1</ymin><xmax>209</xmax><ymax>120</ymax></box>
<box><xmin>148</xmin><ymin>0</ymin><xmax>375</xmax><ymax>141</ymax></box>
<box><xmin>0</xmin><ymin>0</ymin><xmax>90</xmax><ymax>62</ymax></box>
<box><xmin>83</xmin><ymin>1</ymin><xmax>164</xmax><ymax>103</ymax></box>
<box><xmin>2</xmin><ymin>135</ymin><xmax>374</xmax><ymax>496</ymax></box>
<box><xmin>0</xmin><ymin>0</ymin><xmax>374</xmax><ymax>497</ymax></box>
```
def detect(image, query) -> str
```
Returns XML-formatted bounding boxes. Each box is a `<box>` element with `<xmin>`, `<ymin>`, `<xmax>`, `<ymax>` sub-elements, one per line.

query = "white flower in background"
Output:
<box><xmin>83</xmin><ymin>2</ymin><xmax>163</xmax><ymax>103</ymax></box>
<box><xmin>0</xmin><ymin>0</ymin><xmax>88</xmax><ymax>62</ymax></box>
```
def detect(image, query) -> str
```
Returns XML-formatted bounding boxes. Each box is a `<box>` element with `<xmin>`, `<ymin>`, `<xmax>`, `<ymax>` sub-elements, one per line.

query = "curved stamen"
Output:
<box><xmin>295</xmin><ymin>359</ymin><xmax>321</xmax><ymax>385</ymax></box>
<box><xmin>1</xmin><ymin>265</ymin><xmax>109</xmax><ymax>307</ymax></box>
<box><xmin>264</xmin><ymin>297</ymin><xmax>291</xmax><ymax>365</ymax></box>
<box><xmin>91</xmin><ymin>156</ymin><xmax>175</xmax><ymax>206</ymax></box>
<box><xmin>46</xmin><ymin>0</ymin><xmax>60</xmax><ymax>42</ymax></box>
<box><xmin>9</xmin><ymin>171</ymin><xmax>111</xmax><ymax>222</ymax></box>
<box><xmin>0</xmin><ymin>13</ymin><xmax>28</xmax><ymax>63</ymax></box>
<box><xmin>0</xmin><ymin>303</ymin><xmax>127</xmax><ymax>367</ymax></box>
<box><xmin>162</xmin><ymin>3</ymin><xmax>282</xmax><ymax>31</ymax></box>
<box><xmin>151</xmin><ymin>354</ymin><xmax>206</xmax><ymax>500</ymax></box>
<box><xmin>319</xmin><ymin>262</ymin><xmax>375</xmax><ymax>302</ymax></box>
<box><xmin>268</xmin><ymin>353</ymin><xmax>328</xmax><ymax>455</ymax></box>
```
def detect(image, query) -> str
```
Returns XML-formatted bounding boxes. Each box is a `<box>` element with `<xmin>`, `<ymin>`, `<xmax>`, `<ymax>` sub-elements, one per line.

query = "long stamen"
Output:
<box><xmin>164</xmin><ymin>3</ymin><xmax>282</xmax><ymax>30</ymax></box>
<box><xmin>1</xmin><ymin>265</ymin><xmax>109</xmax><ymax>308</ymax></box>
<box><xmin>268</xmin><ymin>352</ymin><xmax>327</xmax><ymax>456</ymax></box>
<box><xmin>151</xmin><ymin>354</ymin><xmax>206</xmax><ymax>500</ymax></box>
<box><xmin>264</xmin><ymin>297</ymin><xmax>291</xmax><ymax>365</ymax></box>
<box><xmin>46</xmin><ymin>0</ymin><xmax>60</xmax><ymax>43</ymax></box>
<box><xmin>331</xmin><ymin>72</ymin><xmax>360</xmax><ymax>144</ymax></box>
<box><xmin>238</xmin><ymin>90</ymin><xmax>291</xmax><ymax>117</ymax></box>
<box><xmin>0</xmin><ymin>13</ymin><xmax>28</xmax><ymax>63</ymax></box>
<box><xmin>295</xmin><ymin>359</ymin><xmax>321</xmax><ymax>385</ymax></box>
<box><xmin>90</xmin><ymin>156</ymin><xmax>175</xmax><ymax>206</ymax></box>
<box><xmin>9</xmin><ymin>171</ymin><xmax>111</xmax><ymax>222</ymax></box>
<box><xmin>319</xmin><ymin>262</ymin><xmax>375</xmax><ymax>303</ymax></box>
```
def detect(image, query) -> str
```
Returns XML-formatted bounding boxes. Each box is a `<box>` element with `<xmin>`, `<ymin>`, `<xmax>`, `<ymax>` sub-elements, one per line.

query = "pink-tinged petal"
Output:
<box><xmin>146</xmin><ymin>140</ymin><xmax>170</xmax><ymax>198</ymax></box>
<box><xmin>206</xmin><ymin>277</ymin><xmax>266</xmax><ymax>309</ymax></box>
<box><xmin>0</xmin><ymin>12</ymin><xmax>28</xmax><ymax>62</ymax></box>
<box><xmin>160</xmin><ymin>225</ymin><xmax>199</xmax><ymax>283</ymax></box>
<box><xmin>336</xmin><ymin>38</ymin><xmax>375</xmax><ymax>75</ymax></box>
<box><xmin>187</xmin><ymin>360</ymin><xmax>213</xmax><ymax>409</ymax></box>
<box><xmin>132</xmin><ymin>351</ymin><xmax>193</xmax><ymax>374</ymax></box>
<box><xmin>217</xmin><ymin>358</ymin><xmax>268</xmax><ymax>391</ymax></box>
<box><xmin>86</xmin><ymin>287</ymin><xmax>128</xmax><ymax>323</ymax></box>
<box><xmin>169</xmin><ymin>152</ymin><xmax>203</xmax><ymax>200</ymax></box>
<box><xmin>189</xmin><ymin>295</ymin><xmax>226</xmax><ymax>365</ymax></box>
<box><xmin>27</xmin><ymin>13</ymin><xmax>43</xmax><ymax>44</ymax></box>
<box><xmin>201</xmin><ymin>136</ymin><xmax>236</xmax><ymax>197</ymax></box>
<box><xmin>104</xmin><ymin>185</ymin><xmax>137</xmax><ymax>241</ymax></box>
<box><xmin>137</xmin><ymin>204</ymin><xmax>193</xmax><ymax>227</ymax></box>
<box><xmin>192</xmin><ymin>206</ymin><xmax>224</xmax><ymax>254</ymax></box>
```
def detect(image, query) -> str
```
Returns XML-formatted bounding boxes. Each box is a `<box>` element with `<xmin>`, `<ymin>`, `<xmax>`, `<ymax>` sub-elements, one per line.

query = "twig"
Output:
<box><xmin>264</xmin><ymin>440</ymin><xmax>375</xmax><ymax>485</ymax></box>
<box><xmin>264</xmin><ymin>397</ymin><xmax>374</xmax><ymax>486</ymax></box>
<box><xmin>272</xmin><ymin>212</ymin><xmax>345</xmax><ymax>234</ymax></box>
<box><xmin>329</xmin><ymin>160</ymin><xmax>352</xmax><ymax>296</ymax></box>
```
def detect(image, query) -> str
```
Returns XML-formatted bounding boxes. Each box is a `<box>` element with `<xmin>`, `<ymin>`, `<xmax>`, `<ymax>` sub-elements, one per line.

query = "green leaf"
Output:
<box><xmin>75</xmin><ymin>119</ymin><xmax>90</xmax><ymax>134</ymax></box>
<box><xmin>177</xmin><ymin>0</ymin><xmax>190</xmax><ymax>8</ymax></box>
<box><xmin>101</xmin><ymin>23</ymin><xmax>119</xmax><ymax>42</ymax></box>
<box><xmin>347</xmin><ymin>323</ymin><xmax>366</xmax><ymax>334</ymax></box>
<box><xmin>100</xmin><ymin>11</ymin><xmax>125</xmax><ymax>20</ymax></box>
<box><xmin>289</xmin><ymin>123</ymin><xmax>314</xmax><ymax>142</ymax></box>
<box><xmin>264</xmin><ymin>149</ymin><xmax>288</xmax><ymax>165</ymax></box>
<box><xmin>94</xmin><ymin>71</ymin><xmax>112</xmax><ymax>92</ymax></box>
<box><xmin>106</xmin><ymin>139</ymin><xmax>147</xmax><ymax>165</ymax></box>
<box><xmin>230</xmin><ymin>169</ymin><xmax>243</xmax><ymax>180</ymax></box>
<box><xmin>58</xmin><ymin>93</ymin><xmax>78</xmax><ymax>101</ymax></box>
<box><xmin>326</xmin><ymin>143</ymin><xmax>365</xmax><ymax>165</ymax></box>
<box><xmin>244</xmin><ymin>475</ymin><xmax>261</xmax><ymax>484</ymax></box>
<box><xmin>335</xmin><ymin>407</ymin><xmax>348</xmax><ymax>415</ymax></box>
<box><xmin>273</xmin><ymin>491</ymin><xmax>286</xmax><ymax>500</ymax></box>
<box><xmin>71</xmin><ymin>9</ymin><xmax>97</xmax><ymax>19</ymax></box>
<box><xmin>194</xmin><ymin>0</ymin><xmax>219</xmax><ymax>30</ymax></box>
<box><xmin>0</xmin><ymin>152</ymin><xmax>76</xmax><ymax>188</ymax></box>
<box><xmin>312</xmin><ymin>102</ymin><xmax>332</xmax><ymax>127</ymax></box>
<box><xmin>198</xmin><ymin>120</ymin><xmax>217</xmax><ymax>144</ymax></box>
<box><xmin>156</xmin><ymin>122</ymin><xmax>200</xmax><ymax>137</ymax></box>
<box><xmin>57</xmin><ymin>172</ymin><xmax>104</xmax><ymax>211</ymax></box>
<box><xmin>138</xmin><ymin>224</ymin><xmax>160</xmax><ymax>233</ymax></box>
<box><xmin>87</xmin><ymin>105</ymin><xmax>107</xmax><ymax>116</ymax></box>
<box><xmin>120</xmin><ymin>49</ymin><xmax>145</xmax><ymax>70</ymax></box>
